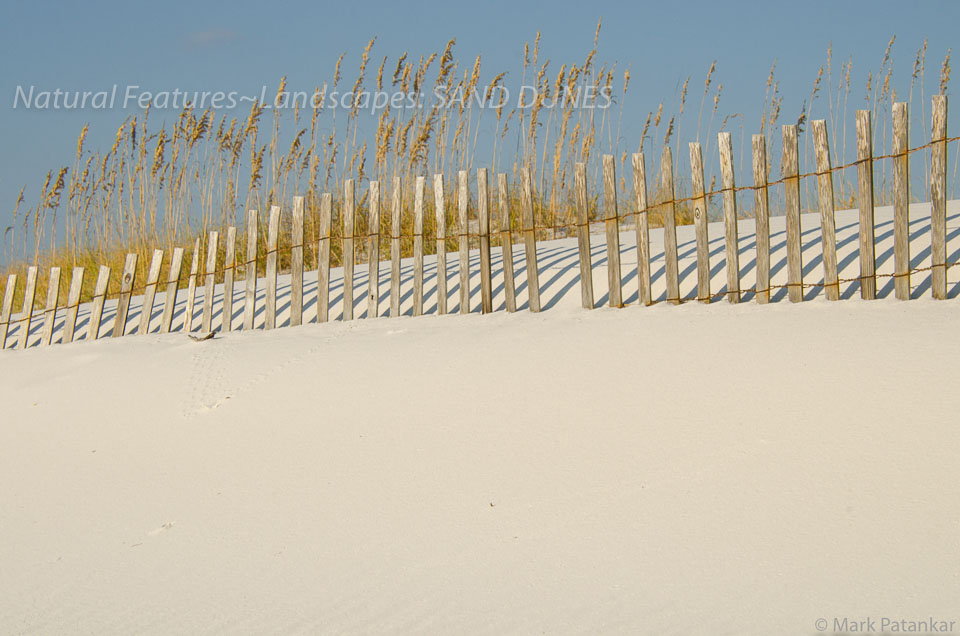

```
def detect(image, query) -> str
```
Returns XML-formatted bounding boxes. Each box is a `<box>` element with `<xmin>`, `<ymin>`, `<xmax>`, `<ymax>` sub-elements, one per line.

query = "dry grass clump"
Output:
<box><xmin>1</xmin><ymin>30</ymin><xmax>955</xmax><ymax>308</ymax></box>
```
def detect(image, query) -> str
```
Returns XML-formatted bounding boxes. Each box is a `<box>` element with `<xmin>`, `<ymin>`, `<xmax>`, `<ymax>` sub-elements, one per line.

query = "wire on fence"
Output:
<box><xmin>4</xmin><ymin>128</ymin><xmax>960</xmax><ymax>336</ymax></box>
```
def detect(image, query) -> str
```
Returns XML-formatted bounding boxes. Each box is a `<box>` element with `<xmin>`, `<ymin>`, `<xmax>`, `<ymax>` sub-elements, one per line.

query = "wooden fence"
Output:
<box><xmin>1</xmin><ymin>97</ymin><xmax>957</xmax><ymax>350</ymax></box>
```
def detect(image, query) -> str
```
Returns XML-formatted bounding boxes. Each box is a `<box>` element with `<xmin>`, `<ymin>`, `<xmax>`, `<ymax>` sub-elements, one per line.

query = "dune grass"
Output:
<box><xmin>0</xmin><ymin>29</ymin><xmax>954</xmax><ymax>309</ymax></box>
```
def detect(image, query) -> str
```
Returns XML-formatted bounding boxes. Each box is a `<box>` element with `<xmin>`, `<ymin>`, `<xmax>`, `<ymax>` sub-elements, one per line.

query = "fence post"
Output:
<box><xmin>893</xmin><ymin>102</ymin><xmax>911</xmax><ymax>300</ymax></box>
<box><xmin>88</xmin><ymin>265</ymin><xmax>110</xmax><ymax>341</ymax></box>
<box><xmin>62</xmin><ymin>267</ymin><xmax>84</xmax><ymax>344</ymax></box>
<box><xmin>243</xmin><ymin>209</ymin><xmax>259</xmax><ymax>330</ymax></box>
<box><xmin>603</xmin><ymin>155</ymin><xmax>622</xmax><ymax>307</ymax></box>
<box><xmin>222</xmin><ymin>226</ymin><xmax>236</xmax><ymax>331</ymax></box>
<box><xmin>202</xmin><ymin>232</ymin><xmax>219</xmax><ymax>333</ymax></box>
<box><xmin>477</xmin><ymin>168</ymin><xmax>493</xmax><ymax>314</ymax></box>
<box><xmin>0</xmin><ymin>274</ymin><xmax>16</xmax><ymax>348</ymax></box>
<box><xmin>498</xmin><ymin>173</ymin><xmax>517</xmax><ymax>312</ymax></box>
<box><xmin>632</xmin><ymin>153</ymin><xmax>652</xmax><ymax>306</ymax></box>
<box><xmin>112</xmin><ymin>253</ymin><xmax>138</xmax><ymax>338</ymax></box>
<box><xmin>521</xmin><ymin>167</ymin><xmax>541</xmax><ymax>312</ymax></box>
<box><xmin>367</xmin><ymin>182</ymin><xmax>380</xmax><ymax>318</ymax></box>
<box><xmin>752</xmin><ymin>135</ymin><xmax>771</xmax><ymax>304</ymax></box>
<box><xmin>574</xmin><ymin>162</ymin><xmax>594</xmax><ymax>309</ymax></box>
<box><xmin>856</xmin><ymin>110</ymin><xmax>877</xmax><ymax>300</ymax></box>
<box><xmin>812</xmin><ymin>120</ymin><xmax>840</xmax><ymax>300</ymax></box>
<box><xmin>342</xmin><ymin>181</ymin><xmax>356</xmax><ymax>320</ymax></box>
<box><xmin>689</xmin><ymin>143</ymin><xmax>710</xmax><ymax>302</ymax></box>
<box><xmin>458</xmin><ymin>170</ymin><xmax>470</xmax><ymax>314</ymax></box>
<box><xmin>17</xmin><ymin>266</ymin><xmax>38</xmax><ymax>349</ymax></box>
<box><xmin>185</xmin><ymin>237</ymin><xmax>201</xmax><ymax>332</ymax></box>
<box><xmin>40</xmin><ymin>267</ymin><xmax>61</xmax><ymax>346</ymax></box>
<box><xmin>291</xmin><ymin>196</ymin><xmax>304</xmax><ymax>326</ymax></box>
<box><xmin>660</xmin><ymin>147</ymin><xmax>680</xmax><ymax>304</ymax></box>
<box><xmin>413</xmin><ymin>176</ymin><xmax>425</xmax><ymax>316</ymax></box>
<box><xmin>390</xmin><ymin>176</ymin><xmax>402</xmax><ymax>318</ymax></box>
<box><xmin>930</xmin><ymin>95</ymin><xmax>948</xmax><ymax>299</ymax></box>
<box><xmin>434</xmin><ymin>174</ymin><xmax>448</xmax><ymax>315</ymax></box>
<box><xmin>161</xmin><ymin>248</ymin><xmax>184</xmax><ymax>333</ymax></box>
<box><xmin>782</xmin><ymin>125</ymin><xmax>803</xmax><ymax>302</ymax></box>
<box><xmin>317</xmin><ymin>194</ymin><xmax>332</xmax><ymax>323</ymax></box>
<box><xmin>140</xmin><ymin>249</ymin><xmax>164</xmax><ymax>335</ymax></box>
<box><xmin>265</xmin><ymin>204</ymin><xmax>281</xmax><ymax>328</ymax></box>
<box><xmin>718</xmin><ymin>132</ymin><xmax>741</xmax><ymax>303</ymax></box>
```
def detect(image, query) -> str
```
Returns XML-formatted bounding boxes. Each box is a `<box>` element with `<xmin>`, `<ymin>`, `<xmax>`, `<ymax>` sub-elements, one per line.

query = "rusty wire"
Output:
<box><xmin>3</xmin><ymin>130</ymin><xmax>960</xmax><ymax>343</ymax></box>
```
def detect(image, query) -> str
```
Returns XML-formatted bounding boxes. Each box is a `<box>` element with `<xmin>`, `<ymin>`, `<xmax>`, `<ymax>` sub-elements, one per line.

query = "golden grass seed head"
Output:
<box><xmin>940</xmin><ymin>49</ymin><xmax>952</xmax><ymax>94</ymax></box>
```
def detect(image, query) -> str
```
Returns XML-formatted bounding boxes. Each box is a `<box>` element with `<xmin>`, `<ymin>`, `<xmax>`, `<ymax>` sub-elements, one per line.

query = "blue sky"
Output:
<box><xmin>0</xmin><ymin>0</ymin><xmax>957</xmax><ymax>240</ymax></box>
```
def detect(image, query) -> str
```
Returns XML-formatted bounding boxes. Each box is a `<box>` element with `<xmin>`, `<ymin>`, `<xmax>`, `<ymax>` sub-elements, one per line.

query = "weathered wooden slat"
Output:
<box><xmin>343</xmin><ymin>180</ymin><xmax>356</xmax><ymax>321</ymax></box>
<box><xmin>61</xmin><ymin>267</ymin><xmax>84</xmax><ymax>344</ymax></box>
<box><xmin>243</xmin><ymin>209</ymin><xmax>259</xmax><ymax>330</ymax></box>
<box><xmin>930</xmin><ymin>95</ymin><xmax>948</xmax><ymax>299</ymax></box>
<box><xmin>113</xmin><ymin>253</ymin><xmax>138</xmax><ymax>337</ymax></box>
<box><xmin>160</xmin><ymin>247</ymin><xmax>184</xmax><ymax>333</ymax></box>
<box><xmin>265</xmin><ymin>205</ymin><xmax>281</xmax><ymax>328</ymax></box>
<box><xmin>434</xmin><ymin>174</ymin><xmax>448</xmax><ymax>315</ymax></box>
<box><xmin>458</xmin><ymin>170</ymin><xmax>470</xmax><ymax>314</ymax></box>
<box><xmin>0</xmin><ymin>274</ymin><xmax>16</xmax><ymax>349</ymax></box>
<box><xmin>17</xmin><ymin>267</ymin><xmax>38</xmax><ymax>349</ymax></box>
<box><xmin>782</xmin><ymin>125</ymin><xmax>803</xmax><ymax>302</ymax></box>
<box><xmin>477</xmin><ymin>168</ymin><xmax>493</xmax><ymax>313</ymax></box>
<box><xmin>40</xmin><ymin>267</ymin><xmax>61</xmax><ymax>346</ymax></box>
<box><xmin>291</xmin><ymin>196</ymin><xmax>304</xmax><ymax>326</ymax></box>
<box><xmin>856</xmin><ymin>110</ymin><xmax>877</xmax><ymax>300</ymax></box>
<box><xmin>367</xmin><ymin>182</ymin><xmax>380</xmax><ymax>318</ymax></box>
<box><xmin>222</xmin><ymin>226</ymin><xmax>237</xmax><ymax>331</ymax></box>
<box><xmin>812</xmin><ymin>120</ymin><xmax>840</xmax><ymax>300</ymax></box>
<box><xmin>574</xmin><ymin>162</ymin><xmax>594</xmax><ymax>309</ymax></box>
<box><xmin>390</xmin><ymin>176</ymin><xmax>402</xmax><ymax>318</ymax></box>
<box><xmin>498</xmin><ymin>173</ymin><xmax>517</xmax><ymax>312</ymax></box>
<box><xmin>202</xmin><ymin>232</ymin><xmax>219</xmax><ymax>333</ymax></box>
<box><xmin>87</xmin><ymin>265</ymin><xmax>110</xmax><ymax>341</ymax></box>
<box><xmin>632</xmin><ymin>153</ymin><xmax>652</xmax><ymax>306</ymax></box>
<box><xmin>660</xmin><ymin>147</ymin><xmax>680</xmax><ymax>304</ymax></box>
<box><xmin>893</xmin><ymin>102</ymin><xmax>911</xmax><ymax>300</ymax></box>
<box><xmin>689</xmin><ymin>143</ymin><xmax>710</xmax><ymax>302</ymax></box>
<box><xmin>751</xmin><ymin>135</ymin><xmax>771</xmax><ymax>304</ymax></box>
<box><xmin>185</xmin><ymin>237</ymin><xmax>201</xmax><ymax>332</ymax></box>
<box><xmin>140</xmin><ymin>249</ymin><xmax>164</xmax><ymax>335</ymax></box>
<box><xmin>718</xmin><ymin>132</ymin><xmax>741</xmax><ymax>303</ymax></box>
<box><xmin>602</xmin><ymin>155</ymin><xmax>622</xmax><ymax>307</ymax></box>
<box><xmin>317</xmin><ymin>194</ymin><xmax>332</xmax><ymax>323</ymax></box>
<box><xmin>413</xmin><ymin>176</ymin><xmax>425</xmax><ymax>316</ymax></box>
<box><xmin>520</xmin><ymin>167</ymin><xmax>541</xmax><ymax>312</ymax></box>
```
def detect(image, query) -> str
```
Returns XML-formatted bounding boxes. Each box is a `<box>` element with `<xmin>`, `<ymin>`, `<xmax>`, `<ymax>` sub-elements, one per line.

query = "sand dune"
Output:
<box><xmin>2</xmin><ymin>204</ymin><xmax>960</xmax><ymax>634</ymax></box>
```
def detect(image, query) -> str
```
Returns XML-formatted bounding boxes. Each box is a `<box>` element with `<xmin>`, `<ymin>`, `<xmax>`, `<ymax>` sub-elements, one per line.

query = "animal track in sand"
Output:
<box><xmin>236</xmin><ymin>329</ymin><xmax>343</xmax><ymax>394</ymax></box>
<box><xmin>182</xmin><ymin>336</ymin><xmax>234</xmax><ymax>418</ymax></box>
<box><xmin>181</xmin><ymin>326</ymin><xmax>347</xmax><ymax>418</ymax></box>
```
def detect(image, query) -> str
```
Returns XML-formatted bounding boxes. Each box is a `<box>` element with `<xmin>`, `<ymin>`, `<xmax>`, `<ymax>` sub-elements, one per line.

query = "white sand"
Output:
<box><xmin>2</xmin><ymin>204</ymin><xmax>960</xmax><ymax>634</ymax></box>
